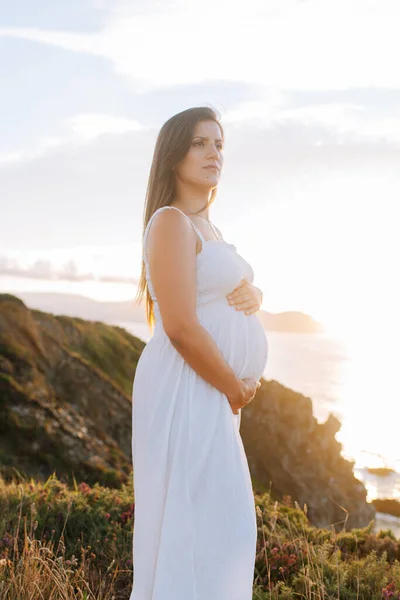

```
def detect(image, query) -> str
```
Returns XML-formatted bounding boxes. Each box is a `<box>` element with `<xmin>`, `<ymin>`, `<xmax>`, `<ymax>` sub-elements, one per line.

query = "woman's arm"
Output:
<box><xmin>146</xmin><ymin>209</ymin><xmax>243</xmax><ymax>399</ymax></box>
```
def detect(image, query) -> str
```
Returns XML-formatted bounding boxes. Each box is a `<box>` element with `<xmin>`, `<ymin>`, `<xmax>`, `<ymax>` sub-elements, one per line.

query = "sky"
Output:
<box><xmin>1</xmin><ymin>0</ymin><xmax>400</xmax><ymax>337</ymax></box>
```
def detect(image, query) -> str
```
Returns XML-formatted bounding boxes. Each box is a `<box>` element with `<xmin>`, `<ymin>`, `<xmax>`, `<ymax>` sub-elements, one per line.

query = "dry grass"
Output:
<box><xmin>1</xmin><ymin>474</ymin><xmax>400</xmax><ymax>599</ymax></box>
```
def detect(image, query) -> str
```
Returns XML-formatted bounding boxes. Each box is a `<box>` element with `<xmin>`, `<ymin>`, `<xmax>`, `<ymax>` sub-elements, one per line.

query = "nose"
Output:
<box><xmin>207</xmin><ymin>144</ymin><xmax>220</xmax><ymax>159</ymax></box>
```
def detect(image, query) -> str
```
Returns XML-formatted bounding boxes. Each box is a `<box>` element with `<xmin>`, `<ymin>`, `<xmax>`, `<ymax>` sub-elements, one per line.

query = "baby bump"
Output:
<box><xmin>197</xmin><ymin>299</ymin><xmax>268</xmax><ymax>381</ymax></box>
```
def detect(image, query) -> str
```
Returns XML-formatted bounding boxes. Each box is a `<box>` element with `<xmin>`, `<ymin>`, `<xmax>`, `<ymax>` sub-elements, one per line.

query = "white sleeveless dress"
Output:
<box><xmin>130</xmin><ymin>206</ymin><xmax>269</xmax><ymax>600</ymax></box>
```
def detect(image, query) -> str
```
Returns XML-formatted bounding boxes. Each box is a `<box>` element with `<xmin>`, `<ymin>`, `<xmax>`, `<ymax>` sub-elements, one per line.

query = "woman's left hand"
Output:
<box><xmin>226</xmin><ymin>280</ymin><xmax>263</xmax><ymax>315</ymax></box>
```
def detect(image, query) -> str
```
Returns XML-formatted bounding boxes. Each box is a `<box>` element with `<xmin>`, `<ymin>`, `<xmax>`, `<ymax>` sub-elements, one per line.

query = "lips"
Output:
<box><xmin>204</xmin><ymin>166</ymin><xmax>219</xmax><ymax>170</ymax></box>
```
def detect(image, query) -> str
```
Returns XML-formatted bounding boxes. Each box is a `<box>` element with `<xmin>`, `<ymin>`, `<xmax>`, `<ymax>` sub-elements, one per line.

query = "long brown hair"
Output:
<box><xmin>134</xmin><ymin>106</ymin><xmax>224</xmax><ymax>331</ymax></box>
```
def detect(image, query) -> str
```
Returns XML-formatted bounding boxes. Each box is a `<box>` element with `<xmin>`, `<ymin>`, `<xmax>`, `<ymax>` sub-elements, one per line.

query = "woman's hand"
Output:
<box><xmin>226</xmin><ymin>280</ymin><xmax>263</xmax><ymax>315</ymax></box>
<box><xmin>226</xmin><ymin>377</ymin><xmax>261</xmax><ymax>415</ymax></box>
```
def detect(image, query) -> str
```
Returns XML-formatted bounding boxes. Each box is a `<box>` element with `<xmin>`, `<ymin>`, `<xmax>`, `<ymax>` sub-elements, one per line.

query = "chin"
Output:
<box><xmin>203</xmin><ymin>174</ymin><xmax>220</xmax><ymax>184</ymax></box>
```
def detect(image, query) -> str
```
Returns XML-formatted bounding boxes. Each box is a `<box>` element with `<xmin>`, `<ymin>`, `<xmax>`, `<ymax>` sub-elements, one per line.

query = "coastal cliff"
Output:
<box><xmin>0</xmin><ymin>293</ymin><xmax>138</xmax><ymax>486</ymax></box>
<box><xmin>241</xmin><ymin>383</ymin><xmax>374</xmax><ymax>528</ymax></box>
<box><xmin>0</xmin><ymin>293</ymin><xmax>373</xmax><ymax>529</ymax></box>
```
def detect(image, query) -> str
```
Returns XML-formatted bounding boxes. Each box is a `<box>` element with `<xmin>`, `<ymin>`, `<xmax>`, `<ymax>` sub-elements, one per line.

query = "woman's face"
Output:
<box><xmin>174</xmin><ymin>119</ymin><xmax>224</xmax><ymax>190</ymax></box>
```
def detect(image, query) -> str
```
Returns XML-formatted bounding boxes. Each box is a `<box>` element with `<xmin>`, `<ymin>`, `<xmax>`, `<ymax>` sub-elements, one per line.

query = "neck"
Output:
<box><xmin>171</xmin><ymin>194</ymin><xmax>212</xmax><ymax>219</ymax></box>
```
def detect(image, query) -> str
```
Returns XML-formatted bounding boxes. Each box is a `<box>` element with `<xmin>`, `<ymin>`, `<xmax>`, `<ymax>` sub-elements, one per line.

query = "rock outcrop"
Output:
<box><xmin>0</xmin><ymin>293</ymin><xmax>144</xmax><ymax>486</ymax></box>
<box><xmin>241</xmin><ymin>381</ymin><xmax>375</xmax><ymax>529</ymax></box>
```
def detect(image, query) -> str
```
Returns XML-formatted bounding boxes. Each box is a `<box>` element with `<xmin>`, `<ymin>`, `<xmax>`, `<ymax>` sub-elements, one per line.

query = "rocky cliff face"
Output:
<box><xmin>0</xmin><ymin>293</ymin><xmax>144</xmax><ymax>486</ymax></box>
<box><xmin>241</xmin><ymin>381</ymin><xmax>374</xmax><ymax>529</ymax></box>
<box><xmin>0</xmin><ymin>293</ymin><xmax>374</xmax><ymax>528</ymax></box>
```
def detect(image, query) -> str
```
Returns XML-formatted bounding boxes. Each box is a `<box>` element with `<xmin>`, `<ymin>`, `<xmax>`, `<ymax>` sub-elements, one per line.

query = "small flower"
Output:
<box><xmin>78</xmin><ymin>482</ymin><xmax>91</xmax><ymax>495</ymax></box>
<box><xmin>0</xmin><ymin>558</ymin><xmax>11</xmax><ymax>569</ymax></box>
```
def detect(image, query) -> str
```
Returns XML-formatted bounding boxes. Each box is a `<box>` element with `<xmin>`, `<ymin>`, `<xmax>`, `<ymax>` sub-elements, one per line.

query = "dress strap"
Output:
<box><xmin>167</xmin><ymin>206</ymin><xmax>206</xmax><ymax>244</ymax></box>
<box><xmin>208</xmin><ymin>220</ymin><xmax>221</xmax><ymax>241</ymax></box>
<box><xmin>142</xmin><ymin>206</ymin><xmax>206</xmax><ymax>263</ymax></box>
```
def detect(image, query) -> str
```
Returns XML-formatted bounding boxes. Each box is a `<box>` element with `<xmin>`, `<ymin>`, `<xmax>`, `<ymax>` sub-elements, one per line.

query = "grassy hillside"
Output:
<box><xmin>0</xmin><ymin>474</ymin><xmax>399</xmax><ymax>600</ymax></box>
<box><xmin>0</xmin><ymin>293</ymin><xmax>144</xmax><ymax>487</ymax></box>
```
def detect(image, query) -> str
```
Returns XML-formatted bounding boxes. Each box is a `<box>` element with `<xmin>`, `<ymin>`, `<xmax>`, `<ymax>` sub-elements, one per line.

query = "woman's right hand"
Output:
<box><xmin>227</xmin><ymin>378</ymin><xmax>261</xmax><ymax>415</ymax></box>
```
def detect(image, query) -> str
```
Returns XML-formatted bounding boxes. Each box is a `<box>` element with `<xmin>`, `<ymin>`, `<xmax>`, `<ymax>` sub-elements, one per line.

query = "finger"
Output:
<box><xmin>228</xmin><ymin>296</ymin><xmax>250</xmax><ymax>306</ymax></box>
<box><xmin>231</xmin><ymin>292</ymin><xmax>250</xmax><ymax>302</ymax></box>
<box><xmin>229</xmin><ymin>297</ymin><xmax>250</xmax><ymax>307</ymax></box>
<box><xmin>227</xmin><ymin>280</ymin><xmax>246</xmax><ymax>297</ymax></box>
<box><xmin>227</xmin><ymin>290</ymin><xmax>247</xmax><ymax>301</ymax></box>
<box><xmin>234</xmin><ymin>301</ymin><xmax>255</xmax><ymax>310</ymax></box>
<box><xmin>243</xmin><ymin>301</ymin><xmax>258</xmax><ymax>309</ymax></box>
<box><xmin>232</xmin><ymin>296</ymin><xmax>253</xmax><ymax>306</ymax></box>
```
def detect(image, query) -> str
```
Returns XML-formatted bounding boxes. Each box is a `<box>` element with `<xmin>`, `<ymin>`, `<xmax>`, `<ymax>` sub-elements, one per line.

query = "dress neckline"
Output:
<box><xmin>196</xmin><ymin>238</ymin><xmax>236</xmax><ymax>259</ymax></box>
<box><xmin>191</xmin><ymin>214</ymin><xmax>220</xmax><ymax>241</ymax></box>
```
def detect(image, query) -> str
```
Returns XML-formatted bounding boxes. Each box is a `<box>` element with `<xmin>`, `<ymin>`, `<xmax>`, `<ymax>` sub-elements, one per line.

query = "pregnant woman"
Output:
<box><xmin>130</xmin><ymin>106</ymin><xmax>269</xmax><ymax>600</ymax></box>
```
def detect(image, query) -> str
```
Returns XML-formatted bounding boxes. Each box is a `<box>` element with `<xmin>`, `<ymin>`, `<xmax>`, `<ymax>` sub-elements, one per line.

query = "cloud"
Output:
<box><xmin>0</xmin><ymin>113</ymin><xmax>144</xmax><ymax>165</ymax></box>
<box><xmin>2</xmin><ymin>0</ymin><xmax>400</xmax><ymax>165</ymax></box>
<box><xmin>0</xmin><ymin>251</ymin><xmax>139</xmax><ymax>284</ymax></box>
<box><xmin>1</xmin><ymin>0</ymin><xmax>400</xmax><ymax>91</ymax></box>
<box><xmin>0</xmin><ymin>152</ymin><xmax>24</xmax><ymax>165</ymax></box>
<box><xmin>2</xmin><ymin>88</ymin><xmax>400</xmax><ymax>170</ymax></box>
<box><xmin>69</xmin><ymin>114</ymin><xmax>142</xmax><ymax>140</ymax></box>
<box><xmin>1</xmin><ymin>113</ymin><xmax>399</xmax><ymax>253</ymax></box>
<box><xmin>225</xmin><ymin>100</ymin><xmax>400</xmax><ymax>144</ymax></box>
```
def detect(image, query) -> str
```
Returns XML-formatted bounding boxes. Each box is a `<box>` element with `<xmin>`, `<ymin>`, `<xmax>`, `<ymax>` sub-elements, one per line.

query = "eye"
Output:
<box><xmin>194</xmin><ymin>140</ymin><xmax>223</xmax><ymax>150</ymax></box>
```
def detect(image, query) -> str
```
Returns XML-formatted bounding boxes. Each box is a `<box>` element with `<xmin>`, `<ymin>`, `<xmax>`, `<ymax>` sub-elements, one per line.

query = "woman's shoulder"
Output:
<box><xmin>146</xmin><ymin>205</ymin><xmax>190</xmax><ymax>232</ymax></box>
<box><xmin>144</xmin><ymin>206</ymin><xmax>196</xmax><ymax>250</ymax></box>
